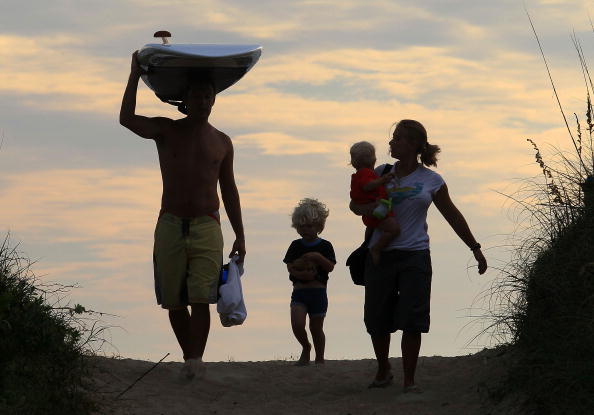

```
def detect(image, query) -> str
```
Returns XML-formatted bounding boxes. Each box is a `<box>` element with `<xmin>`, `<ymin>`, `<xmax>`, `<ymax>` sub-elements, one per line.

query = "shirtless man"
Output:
<box><xmin>119</xmin><ymin>52</ymin><xmax>246</xmax><ymax>379</ymax></box>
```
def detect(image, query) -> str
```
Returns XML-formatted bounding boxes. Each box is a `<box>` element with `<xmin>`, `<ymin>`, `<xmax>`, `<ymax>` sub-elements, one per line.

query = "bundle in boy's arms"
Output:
<box><xmin>288</xmin><ymin>257</ymin><xmax>317</xmax><ymax>282</ymax></box>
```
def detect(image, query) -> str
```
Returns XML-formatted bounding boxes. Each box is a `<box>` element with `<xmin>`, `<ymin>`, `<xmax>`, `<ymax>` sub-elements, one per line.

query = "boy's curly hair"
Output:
<box><xmin>291</xmin><ymin>198</ymin><xmax>330</xmax><ymax>231</ymax></box>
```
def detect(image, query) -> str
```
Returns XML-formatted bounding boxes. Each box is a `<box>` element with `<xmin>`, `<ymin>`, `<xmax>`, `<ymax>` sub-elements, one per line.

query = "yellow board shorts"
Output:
<box><xmin>153</xmin><ymin>212</ymin><xmax>223</xmax><ymax>308</ymax></box>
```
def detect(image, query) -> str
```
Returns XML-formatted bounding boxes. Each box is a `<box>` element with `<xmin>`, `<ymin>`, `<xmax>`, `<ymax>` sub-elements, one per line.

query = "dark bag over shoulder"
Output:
<box><xmin>346</xmin><ymin>243</ymin><xmax>368</xmax><ymax>286</ymax></box>
<box><xmin>346</xmin><ymin>163</ymin><xmax>393</xmax><ymax>286</ymax></box>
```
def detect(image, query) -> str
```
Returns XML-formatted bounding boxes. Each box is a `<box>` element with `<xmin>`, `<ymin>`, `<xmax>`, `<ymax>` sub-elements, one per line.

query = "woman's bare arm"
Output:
<box><xmin>433</xmin><ymin>184</ymin><xmax>487</xmax><ymax>274</ymax></box>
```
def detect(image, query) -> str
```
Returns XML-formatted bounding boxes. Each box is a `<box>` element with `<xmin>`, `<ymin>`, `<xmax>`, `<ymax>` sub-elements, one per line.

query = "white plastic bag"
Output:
<box><xmin>216</xmin><ymin>256</ymin><xmax>247</xmax><ymax>327</ymax></box>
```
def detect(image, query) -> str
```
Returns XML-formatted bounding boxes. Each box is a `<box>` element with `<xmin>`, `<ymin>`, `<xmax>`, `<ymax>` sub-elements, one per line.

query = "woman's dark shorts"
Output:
<box><xmin>364</xmin><ymin>249</ymin><xmax>432</xmax><ymax>335</ymax></box>
<box><xmin>291</xmin><ymin>288</ymin><xmax>328</xmax><ymax>317</ymax></box>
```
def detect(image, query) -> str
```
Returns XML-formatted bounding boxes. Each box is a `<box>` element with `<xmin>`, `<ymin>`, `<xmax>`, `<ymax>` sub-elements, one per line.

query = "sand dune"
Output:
<box><xmin>87</xmin><ymin>348</ymin><xmax>515</xmax><ymax>415</ymax></box>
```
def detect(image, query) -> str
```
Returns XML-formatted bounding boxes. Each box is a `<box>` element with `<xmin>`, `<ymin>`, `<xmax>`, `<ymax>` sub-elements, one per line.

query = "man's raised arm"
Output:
<box><xmin>119</xmin><ymin>51</ymin><xmax>168</xmax><ymax>140</ymax></box>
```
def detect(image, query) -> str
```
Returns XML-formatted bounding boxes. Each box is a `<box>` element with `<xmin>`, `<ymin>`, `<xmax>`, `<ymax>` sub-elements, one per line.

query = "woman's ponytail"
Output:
<box><xmin>420</xmin><ymin>142</ymin><xmax>441</xmax><ymax>167</ymax></box>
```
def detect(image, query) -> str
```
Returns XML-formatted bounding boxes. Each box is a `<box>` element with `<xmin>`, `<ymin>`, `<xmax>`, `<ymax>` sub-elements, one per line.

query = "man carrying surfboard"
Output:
<box><xmin>120</xmin><ymin>51</ymin><xmax>246</xmax><ymax>380</ymax></box>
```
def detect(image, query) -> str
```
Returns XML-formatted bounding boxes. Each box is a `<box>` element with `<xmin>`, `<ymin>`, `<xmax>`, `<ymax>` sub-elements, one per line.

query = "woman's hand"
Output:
<box><xmin>379</xmin><ymin>172</ymin><xmax>395</xmax><ymax>184</ymax></box>
<box><xmin>473</xmin><ymin>249</ymin><xmax>487</xmax><ymax>274</ymax></box>
<box><xmin>350</xmin><ymin>200</ymin><xmax>378</xmax><ymax>216</ymax></box>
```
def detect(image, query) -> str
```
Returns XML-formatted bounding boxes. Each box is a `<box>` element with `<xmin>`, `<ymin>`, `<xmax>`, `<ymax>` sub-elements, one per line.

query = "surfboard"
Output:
<box><xmin>136</xmin><ymin>32</ymin><xmax>262</xmax><ymax>112</ymax></box>
<box><xmin>137</xmin><ymin>37</ymin><xmax>262</xmax><ymax>108</ymax></box>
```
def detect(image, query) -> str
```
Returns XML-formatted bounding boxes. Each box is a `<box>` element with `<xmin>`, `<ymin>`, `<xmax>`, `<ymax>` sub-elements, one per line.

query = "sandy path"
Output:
<box><xmin>87</xmin><ymin>349</ymin><xmax>511</xmax><ymax>415</ymax></box>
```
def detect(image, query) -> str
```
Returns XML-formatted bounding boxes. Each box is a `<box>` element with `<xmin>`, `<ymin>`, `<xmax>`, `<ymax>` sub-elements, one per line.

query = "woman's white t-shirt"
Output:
<box><xmin>370</xmin><ymin>163</ymin><xmax>445</xmax><ymax>251</ymax></box>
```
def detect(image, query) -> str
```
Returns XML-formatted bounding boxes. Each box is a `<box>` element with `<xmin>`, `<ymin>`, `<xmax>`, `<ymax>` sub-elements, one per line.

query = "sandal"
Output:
<box><xmin>368</xmin><ymin>374</ymin><xmax>394</xmax><ymax>388</ymax></box>
<box><xmin>403</xmin><ymin>384</ymin><xmax>423</xmax><ymax>394</ymax></box>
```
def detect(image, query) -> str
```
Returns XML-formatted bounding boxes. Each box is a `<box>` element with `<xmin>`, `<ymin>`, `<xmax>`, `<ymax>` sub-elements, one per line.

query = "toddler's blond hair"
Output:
<box><xmin>291</xmin><ymin>198</ymin><xmax>329</xmax><ymax>231</ymax></box>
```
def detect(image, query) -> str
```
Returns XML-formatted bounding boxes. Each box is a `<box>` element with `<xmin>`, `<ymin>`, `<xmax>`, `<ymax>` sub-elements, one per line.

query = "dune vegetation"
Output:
<box><xmin>0</xmin><ymin>237</ymin><xmax>100</xmax><ymax>414</ymax></box>
<box><xmin>486</xmin><ymin>28</ymin><xmax>594</xmax><ymax>415</ymax></box>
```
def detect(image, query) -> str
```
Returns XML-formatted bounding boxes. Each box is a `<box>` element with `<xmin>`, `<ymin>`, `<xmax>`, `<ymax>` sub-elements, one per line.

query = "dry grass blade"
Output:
<box><xmin>525</xmin><ymin>8</ymin><xmax>586</xmax><ymax>172</ymax></box>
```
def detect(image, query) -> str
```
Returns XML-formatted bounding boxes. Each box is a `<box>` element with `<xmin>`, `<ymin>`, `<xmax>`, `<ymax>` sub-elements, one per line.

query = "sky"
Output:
<box><xmin>1</xmin><ymin>0</ymin><xmax>593</xmax><ymax>362</ymax></box>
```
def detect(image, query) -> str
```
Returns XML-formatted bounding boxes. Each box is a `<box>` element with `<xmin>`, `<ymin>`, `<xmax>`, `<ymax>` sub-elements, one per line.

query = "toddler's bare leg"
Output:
<box><xmin>291</xmin><ymin>305</ymin><xmax>311</xmax><ymax>366</ymax></box>
<box><xmin>309</xmin><ymin>315</ymin><xmax>326</xmax><ymax>364</ymax></box>
<box><xmin>369</xmin><ymin>217</ymin><xmax>400</xmax><ymax>264</ymax></box>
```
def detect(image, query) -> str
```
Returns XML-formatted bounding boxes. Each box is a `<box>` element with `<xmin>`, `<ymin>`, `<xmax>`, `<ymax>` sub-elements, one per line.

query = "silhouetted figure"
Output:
<box><xmin>351</xmin><ymin>119</ymin><xmax>487</xmax><ymax>392</ymax></box>
<box><xmin>120</xmin><ymin>51</ymin><xmax>245</xmax><ymax>380</ymax></box>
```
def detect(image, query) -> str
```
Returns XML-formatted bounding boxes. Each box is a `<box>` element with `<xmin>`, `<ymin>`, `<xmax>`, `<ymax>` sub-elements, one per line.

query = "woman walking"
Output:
<box><xmin>350</xmin><ymin>119</ymin><xmax>487</xmax><ymax>392</ymax></box>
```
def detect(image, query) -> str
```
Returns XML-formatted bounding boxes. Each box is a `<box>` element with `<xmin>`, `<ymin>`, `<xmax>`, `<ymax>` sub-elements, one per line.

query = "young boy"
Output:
<box><xmin>350</xmin><ymin>141</ymin><xmax>401</xmax><ymax>264</ymax></box>
<box><xmin>283</xmin><ymin>198</ymin><xmax>336</xmax><ymax>365</ymax></box>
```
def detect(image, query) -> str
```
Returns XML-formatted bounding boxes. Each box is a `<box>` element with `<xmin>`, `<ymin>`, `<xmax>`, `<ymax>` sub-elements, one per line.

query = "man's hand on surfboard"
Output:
<box><xmin>130</xmin><ymin>51</ymin><xmax>142</xmax><ymax>76</ymax></box>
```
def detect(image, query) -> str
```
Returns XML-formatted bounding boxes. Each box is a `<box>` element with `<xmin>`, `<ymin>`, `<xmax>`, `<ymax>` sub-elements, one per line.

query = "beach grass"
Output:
<box><xmin>484</xmin><ymin>20</ymin><xmax>594</xmax><ymax>414</ymax></box>
<box><xmin>0</xmin><ymin>235</ymin><xmax>98</xmax><ymax>414</ymax></box>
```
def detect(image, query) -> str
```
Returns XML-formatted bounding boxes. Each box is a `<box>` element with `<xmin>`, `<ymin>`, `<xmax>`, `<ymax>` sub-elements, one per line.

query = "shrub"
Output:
<box><xmin>485</xmin><ymin>25</ymin><xmax>594</xmax><ymax>413</ymax></box>
<box><xmin>507</xmin><ymin>176</ymin><xmax>594</xmax><ymax>414</ymax></box>
<box><xmin>0</xmin><ymin>236</ymin><xmax>96</xmax><ymax>414</ymax></box>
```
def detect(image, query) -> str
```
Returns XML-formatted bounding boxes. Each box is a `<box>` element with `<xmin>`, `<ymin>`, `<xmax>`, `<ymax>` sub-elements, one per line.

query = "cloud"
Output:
<box><xmin>230</xmin><ymin>175</ymin><xmax>312</xmax><ymax>213</ymax></box>
<box><xmin>234</xmin><ymin>132</ymin><xmax>343</xmax><ymax>155</ymax></box>
<box><xmin>0</xmin><ymin>168</ymin><xmax>160</xmax><ymax>242</ymax></box>
<box><xmin>457</xmin><ymin>185</ymin><xmax>518</xmax><ymax>217</ymax></box>
<box><xmin>0</xmin><ymin>34</ymin><xmax>125</xmax><ymax>114</ymax></box>
<box><xmin>1</xmin><ymin>29</ymin><xmax>586</xmax><ymax>165</ymax></box>
<box><xmin>0</xmin><ymin>167</ymin><xmax>321</xmax><ymax>240</ymax></box>
<box><xmin>127</xmin><ymin>0</ymin><xmax>300</xmax><ymax>39</ymax></box>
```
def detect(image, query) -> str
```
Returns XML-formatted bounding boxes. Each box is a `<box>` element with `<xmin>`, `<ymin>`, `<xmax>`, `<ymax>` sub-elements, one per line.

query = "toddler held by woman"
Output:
<box><xmin>350</xmin><ymin>141</ymin><xmax>401</xmax><ymax>264</ymax></box>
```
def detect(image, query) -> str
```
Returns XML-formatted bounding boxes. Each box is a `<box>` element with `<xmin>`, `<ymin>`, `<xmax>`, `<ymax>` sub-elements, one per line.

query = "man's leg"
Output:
<box><xmin>309</xmin><ymin>315</ymin><xmax>325</xmax><ymax>364</ymax></box>
<box><xmin>371</xmin><ymin>333</ymin><xmax>392</xmax><ymax>381</ymax></box>
<box><xmin>169</xmin><ymin>304</ymin><xmax>210</xmax><ymax>380</ymax></box>
<box><xmin>188</xmin><ymin>303</ymin><xmax>210</xmax><ymax>359</ymax></box>
<box><xmin>291</xmin><ymin>305</ymin><xmax>311</xmax><ymax>365</ymax></box>
<box><xmin>155</xmin><ymin>215</ymin><xmax>191</xmax><ymax>359</ymax></box>
<box><xmin>401</xmin><ymin>331</ymin><xmax>421</xmax><ymax>387</ymax></box>
<box><xmin>184</xmin><ymin>215</ymin><xmax>222</xmax><ymax>361</ymax></box>
<box><xmin>168</xmin><ymin>307</ymin><xmax>191</xmax><ymax>360</ymax></box>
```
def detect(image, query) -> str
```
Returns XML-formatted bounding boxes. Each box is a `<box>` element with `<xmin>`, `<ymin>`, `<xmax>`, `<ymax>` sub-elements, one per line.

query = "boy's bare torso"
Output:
<box><xmin>155</xmin><ymin>119</ymin><xmax>230</xmax><ymax>218</ymax></box>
